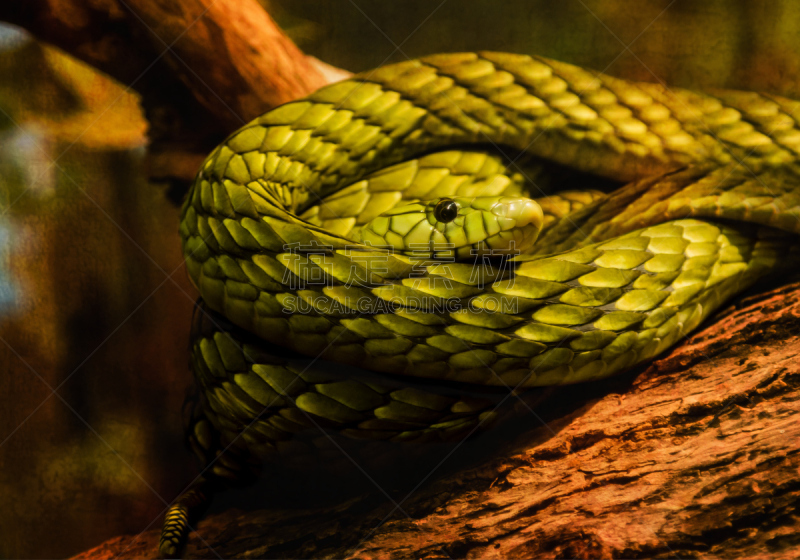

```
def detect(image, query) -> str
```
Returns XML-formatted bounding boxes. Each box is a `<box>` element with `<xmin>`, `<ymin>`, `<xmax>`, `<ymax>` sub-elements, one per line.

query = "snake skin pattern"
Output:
<box><xmin>160</xmin><ymin>52</ymin><xmax>800</xmax><ymax>556</ymax></box>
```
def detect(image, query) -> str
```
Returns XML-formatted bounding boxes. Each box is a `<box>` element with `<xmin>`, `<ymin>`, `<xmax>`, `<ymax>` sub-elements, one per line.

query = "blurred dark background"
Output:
<box><xmin>1</xmin><ymin>0</ymin><xmax>799</xmax><ymax>557</ymax></box>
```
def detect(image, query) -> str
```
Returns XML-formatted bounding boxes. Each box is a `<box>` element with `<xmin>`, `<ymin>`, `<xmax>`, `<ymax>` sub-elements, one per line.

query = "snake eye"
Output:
<box><xmin>434</xmin><ymin>199</ymin><xmax>459</xmax><ymax>223</ymax></box>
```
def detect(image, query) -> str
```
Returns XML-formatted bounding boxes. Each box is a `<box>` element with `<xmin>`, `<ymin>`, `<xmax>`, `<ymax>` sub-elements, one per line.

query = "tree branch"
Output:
<box><xmin>0</xmin><ymin>0</ymin><xmax>345</xmax><ymax>185</ymax></box>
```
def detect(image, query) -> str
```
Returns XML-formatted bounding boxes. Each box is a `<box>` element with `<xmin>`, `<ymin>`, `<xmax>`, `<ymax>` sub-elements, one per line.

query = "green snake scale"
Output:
<box><xmin>159</xmin><ymin>52</ymin><xmax>800</xmax><ymax>556</ymax></box>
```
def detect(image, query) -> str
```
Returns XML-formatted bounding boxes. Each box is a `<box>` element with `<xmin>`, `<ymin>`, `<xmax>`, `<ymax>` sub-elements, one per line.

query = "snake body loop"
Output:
<box><xmin>161</xmin><ymin>52</ymin><xmax>800</xmax><ymax>556</ymax></box>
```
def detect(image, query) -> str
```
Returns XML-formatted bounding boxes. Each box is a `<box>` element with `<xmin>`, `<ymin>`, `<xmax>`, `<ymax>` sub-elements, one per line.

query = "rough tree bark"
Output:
<box><xmin>4</xmin><ymin>1</ymin><xmax>799</xmax><ymax>558</ymax></box>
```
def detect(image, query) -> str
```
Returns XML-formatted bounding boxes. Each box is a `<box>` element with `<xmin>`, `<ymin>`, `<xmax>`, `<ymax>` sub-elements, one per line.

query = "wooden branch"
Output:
<box><xmin>116</xmin><ymin>0</ymin><xmax>328</xmax><ymax>123</ymax></box>
<box><xmin>72</xmin><ymin>280</ymin><xmax>800</xmax><ymax>559</ymax></box>
<box><xmin>0</xmin><ymin>0</ymin><xmax>344</xmax><ymax>184</ymax></box>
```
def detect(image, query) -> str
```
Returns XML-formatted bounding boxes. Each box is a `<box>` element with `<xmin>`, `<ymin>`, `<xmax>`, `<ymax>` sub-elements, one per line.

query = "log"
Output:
<box><xmin>72</xmin><ymin>278</ymin><xmax>800</xmax><ymax>559</ymax></box>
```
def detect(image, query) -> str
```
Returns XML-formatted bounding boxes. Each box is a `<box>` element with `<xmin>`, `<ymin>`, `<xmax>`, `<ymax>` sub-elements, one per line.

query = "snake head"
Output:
<box><xmin>358</xmin><ymin>196</ymin><xmax>544</xmax><ymax>260</ymax></box>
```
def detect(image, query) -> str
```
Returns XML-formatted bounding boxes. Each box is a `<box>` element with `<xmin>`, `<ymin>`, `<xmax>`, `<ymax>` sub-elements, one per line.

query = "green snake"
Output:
<box><xmin>159</xmin><ymin>52</ymin><xmax>800</xmax><ymax>556</ymax></box>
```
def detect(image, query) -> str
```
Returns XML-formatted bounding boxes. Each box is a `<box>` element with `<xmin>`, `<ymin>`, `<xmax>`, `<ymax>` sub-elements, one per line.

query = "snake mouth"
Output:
<box><xmin>469</xmin><ymin>197</ymin><xmax>545</xmax><ymax>257</ymax></box>
<box><xmin>493</xmin><ymin>197</ymin><xmax>544</xmax><ymax>231</ymax></box>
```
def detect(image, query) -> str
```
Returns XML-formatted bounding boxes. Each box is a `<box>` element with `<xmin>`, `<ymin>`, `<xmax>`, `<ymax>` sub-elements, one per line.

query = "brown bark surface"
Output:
<box><xmin>72</xmin><ymin>279</ymin><xmax>800</xmax><ymax>559</ymax></box>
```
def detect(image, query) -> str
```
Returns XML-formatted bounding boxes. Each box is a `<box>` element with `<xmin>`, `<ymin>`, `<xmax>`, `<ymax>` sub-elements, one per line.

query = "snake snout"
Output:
<box><xmin>492</xmin><ymin>197</ymin><xmax>544</xmax><ymax>230</ymax></box>
<box><xmin>481</xmin><ymin>196</ymin><xmax>543</xmax><ymax>256</ymax></box>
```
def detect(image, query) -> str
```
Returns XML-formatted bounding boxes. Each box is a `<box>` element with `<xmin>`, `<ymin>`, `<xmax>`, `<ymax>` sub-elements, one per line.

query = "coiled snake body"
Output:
<box><xmin>160</xmin><ymin>52</ymin><xmax>800</xmax><ymax>556</ymax></box>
